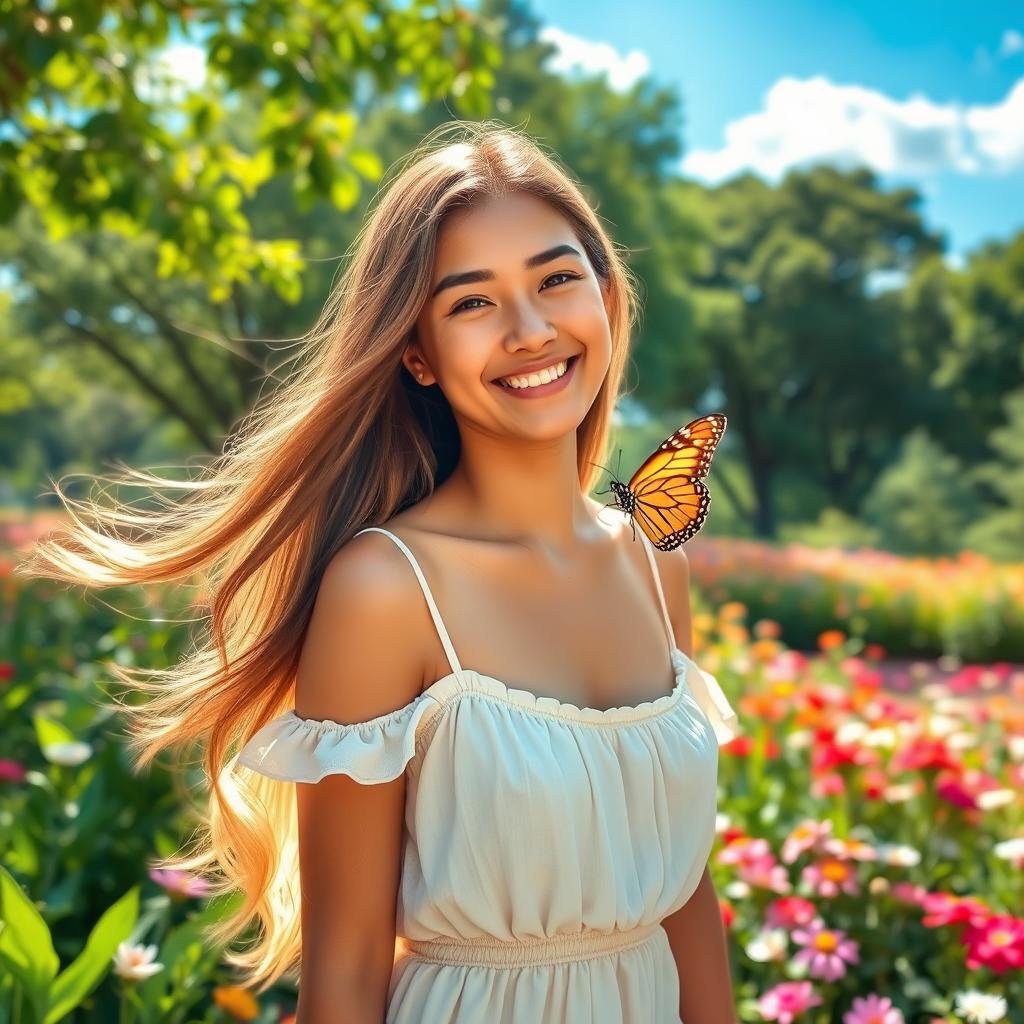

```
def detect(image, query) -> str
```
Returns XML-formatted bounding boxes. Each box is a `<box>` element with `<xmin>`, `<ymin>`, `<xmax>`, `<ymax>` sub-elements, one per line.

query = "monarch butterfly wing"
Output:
<box><xmin>623</xmin><ymin>414</ymin><xmax>726</xmax><ymax>551</ymax></box>
<box><xmin>625</xmin><ymin>414</ymin><xmax>727</xmax><ymax>486</ymax></box>
<box><xmin>631</xmin><ymin>475</ymin><xmax>711</xmax><ymax>551</ymax></box>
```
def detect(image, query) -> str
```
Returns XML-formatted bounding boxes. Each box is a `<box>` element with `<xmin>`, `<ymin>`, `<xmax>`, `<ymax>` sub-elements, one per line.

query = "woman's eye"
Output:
<box><xmin>450</xmin><ymin>271</ymin><xmax>581</xmax><ymax>315</ymax></box>
<box><xmin>451</xmin><ymin>296</ymin><xmax>489</xmax><ymax>314</ymax></box>
<box><xmin>542</xmin><ymin>271</ymin><xmax>580</xmax><ymax>289</ymax></box>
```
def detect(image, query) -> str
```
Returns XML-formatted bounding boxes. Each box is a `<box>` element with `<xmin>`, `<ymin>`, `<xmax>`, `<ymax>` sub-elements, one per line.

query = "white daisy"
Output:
<box><xmin>954</xmin><ymin>989</ymin><xmax>1008</xmax><ymax>1023</ymax></box>
<box><xmin>112</xmin><ymin>941</ymin><xmax>163</xmax><ymax>981</ymax></box>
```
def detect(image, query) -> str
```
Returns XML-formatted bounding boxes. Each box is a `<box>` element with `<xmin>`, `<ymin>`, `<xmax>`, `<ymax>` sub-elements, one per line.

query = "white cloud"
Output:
<box><xmin>998</xmin><ymin>29</ymin><xmax>1024</xmax><ymax>58</ymax></box>
<box><xmin>681</xmin><ymin>74</ymin><xmax>1024</xmax><ymax>184</ymax></box>
<box><xmin>966</xmin><ymin>78</ymin><xmax>1024</xmax><ymax>171</ymax></box>
<box><xmin>538</xmin><ymin>26</ymin><xmax>650</xmax><ymax>93</ymax></box>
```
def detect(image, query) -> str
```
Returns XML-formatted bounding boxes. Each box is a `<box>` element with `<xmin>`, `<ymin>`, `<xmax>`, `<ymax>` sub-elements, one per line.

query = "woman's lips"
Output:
<box><xmin>493</xmin><ymin>355</ymin><xmax>579</xmax><ymax>399</ymax></box>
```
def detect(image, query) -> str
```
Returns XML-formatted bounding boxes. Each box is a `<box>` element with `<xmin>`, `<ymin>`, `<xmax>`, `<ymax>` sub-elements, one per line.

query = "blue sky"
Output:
<box><xmin>523</xmin><ymin>0</ymin><xmax>1024</xmax><ymax>264</ymax></box>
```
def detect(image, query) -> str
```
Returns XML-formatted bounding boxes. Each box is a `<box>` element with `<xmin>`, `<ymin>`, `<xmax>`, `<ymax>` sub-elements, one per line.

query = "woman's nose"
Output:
<box><xmin>507</xmin><ymin>297</ymin><xmax>556</xmax><ymax>346</ymax></box>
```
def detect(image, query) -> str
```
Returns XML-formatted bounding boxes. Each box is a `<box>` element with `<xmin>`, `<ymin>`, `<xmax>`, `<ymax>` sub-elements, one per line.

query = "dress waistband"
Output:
<box><xmin>401</xmin><ymin>920</ymin><xmax>664</xmax><ymax>968</ymax></box>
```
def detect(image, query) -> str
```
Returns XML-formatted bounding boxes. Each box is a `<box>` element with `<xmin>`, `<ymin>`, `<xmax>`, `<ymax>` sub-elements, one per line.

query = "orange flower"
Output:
<box><xmin>212</xmin><ymin>986</ymin><xmax>260</xmax><ymax>1021</ymax></box>
<box><xmin>753</xmin><ymin>619</ymin><xmax>782</xmax><ymax>639</ymax></box>
<box><xmin>718</xmin><ymin>601</ymin><xmax>747</xmax><ymax>622</ymax></box>
<box><xmin>864</xmin><ymin>643</ymin><xmax>886</xmax><ymax>661</ymax></box>
<box><xmin>740</xmin><ymin>690</ymin><xmax>787</xmax><ymax>722</ymax></box>
<box><xmin>817</xmin><ymin>630</ymin><xmax>846</xmax><ymax>652</ymax></box>
<box><xmin>722</xmin><ymin>624</ymin><xmax>750</xmax><ymax>645</ymax></box>
<box><xmin>751</xmin><ymin>639</ymin><xmax>782</xmax><ymax>662</ymax></box>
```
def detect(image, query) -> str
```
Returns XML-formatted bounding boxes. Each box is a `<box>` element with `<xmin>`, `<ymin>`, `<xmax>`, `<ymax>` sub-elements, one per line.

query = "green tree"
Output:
<box><xmin>860</xmin><ymin>428</ymin><xmax>982</xmax><ymax>557</ymax></box>
<box><xmin>3</xmin><ymin>0</ymin><xmax>710</xmax><ymax>478</ymax></box>
<box><xmin>683</xmin><ymin>165</ymin><xmax>945</xmax><ymax>538</ymax></box>
<box><xmin>1</xmin><ymin>0</ymin><xmax>500</xmax><ymax>299</ymax></box>
<box><xmin>964</xmin><ymin>389</ymin><xmax>1024</xmax><ymax>561</ymax></box>
<box><xmin>938</xmin><ymin>231</ymin><xmax>1024</xmax><ymax>457</ymax></box>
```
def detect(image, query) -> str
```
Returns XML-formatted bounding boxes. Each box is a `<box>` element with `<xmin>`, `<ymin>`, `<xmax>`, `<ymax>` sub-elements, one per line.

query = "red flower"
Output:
<box><xmin>860</xmin><ymin>768</ymin><xmax>889</xmax><ymax>800</ymax></box>
<box><xmin>935</xmin><ymin>772</ymin><xmax>978</xmax><ymax>810</ymax></box>
<box><xmin>919</xmin><ymin>892</ymin><xmax>991</xmax><ymax>928</ymax></box>
<box><xmin>765</xmin><ymin>896</ymin><xmax>818</xmax><ymax>930</ymax></box>
<box><xmin>720</xmin><ymin>899</ymin><xmax>736</xmax><ymax>928</ymax></box>
<box><xmin>891</xmin><ymin>737</ymin><xmax>960</xmax><ymax>773</ymax></box>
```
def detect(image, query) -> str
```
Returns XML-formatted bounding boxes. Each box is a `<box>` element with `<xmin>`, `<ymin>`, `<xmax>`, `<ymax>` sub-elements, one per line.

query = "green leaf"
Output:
<box><xmin>0</xmin><ymin>864</ymin><xmax>60</xmax><ymax>1019</ymax></box>
<box><xmin>347</xmin><ymin>148</ymin><xmax>383</xmax><ymax>181</ymax></box>
<box><xmin>135</xmin><ymin>891</ymin><xmax>243</xmax><ymax>1016</ymax></box>
<box><xmin>329</xmin><ymin>167</ymin><xmax>360</xmax><ymax>210</ymax></box>
<box><xmin>33</xmin><ymin>715</ymin><xmax>75</xmax><ymax>751</ymax></box>
<box><xmin>42</xmin><ymin>51</ymin><xmax>80</xmax><ymax>92</ymax></box>
<box><xmin>43</xmin><ymin>886</ymin><xmax>140</xmax><ymax>1023</ymax></box>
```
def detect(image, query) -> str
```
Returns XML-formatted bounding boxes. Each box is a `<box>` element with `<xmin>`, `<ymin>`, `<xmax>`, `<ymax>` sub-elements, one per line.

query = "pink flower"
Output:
<box><xmin>738</xmin><ymin>854</ymin><xmax>792</xmax><ymax>894</ymax></box>
<box><xmin>792</xmin><ymin>918</ymin><xmax>860</xmax><ymax>981</ymax></box>
<box><xmin>890</xmin><ymin>882</ymin><xmax>927</xmax><ymax>906</ymax></box>
<box><xmin>757</xmin><ymin>980</ymin><xmax>822</xmax><ymax>1024</ymax></box>
<box><xmin>801</xmin><ymin>857</ymin><xmax>860</xmax><ymax>898</ymax></box>
<box><xmin>842</xmin><ymin>993</ymin><xmax>905</xmax><ymax>1024</ymax></box>
<box><xmin>962</xmin><ymin>913</ymin><xmax>1024</xmax><ymax>974</ymax></box>
<box><xmin>0</xmin><ymin>759</ymin><xmax>26</xmax><ymax>783</ymax></box>
<box><xmin>781</xmin><ymin>819</ymin><xmax>833</xmax><ymax>864</ymax></box>
<box><xmin>810</xmin><ymin>772</ymin><xmax>846</xmax><ymax>798</ymax></box>
<box><xmin>148</xmin><ymin>867</ymin><xmax>212</xmax><ymax>900</ymax></box>
<box><xmin>765</xmin><ymin>896</ymin><xmax>819</xmax><ymax>930</ymax></box>
<box><xmin>821</xmin><ymin>836</ymin><xmax>878</xmax><ymax>862</ymax></box>
<box><xmin>717</xmin><ymin>835</ymin><xmax>772</xmax><ymax>867</ymax></box>
<box><xmin>765</xmin><ymin>650</ymin><xmax>808</xmax><ymax>683</ymax></box>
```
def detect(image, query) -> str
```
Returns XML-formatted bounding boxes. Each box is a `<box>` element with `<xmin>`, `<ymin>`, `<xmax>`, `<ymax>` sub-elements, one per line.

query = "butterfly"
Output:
<box><xmin>593</xmin><ymin>413</ymin><xmax>727</xmax><ymax>551</ymax></box>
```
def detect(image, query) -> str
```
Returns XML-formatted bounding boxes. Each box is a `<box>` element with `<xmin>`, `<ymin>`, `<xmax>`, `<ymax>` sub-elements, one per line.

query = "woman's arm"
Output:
<box><xmin>661</xmin><ymin>866</ymin><xmax>738</xmax><ymax>1024</ymax></box>
<box><xmin>655</xmin><ymin>545</ymin><xmax>738</xmax><ymax>1024</ymax></box>
<box><xmin>293</xmin><ymin>538</ymin><xmax>431</xmax><ymax>1022</ymax></box>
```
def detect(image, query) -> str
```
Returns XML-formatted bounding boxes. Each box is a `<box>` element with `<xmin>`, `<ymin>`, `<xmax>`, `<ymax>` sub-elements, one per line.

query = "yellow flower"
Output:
<box><xmin>212</xmin><ymin>985</ymin><xmax>260</xmax><ymax>1021</ymax></box>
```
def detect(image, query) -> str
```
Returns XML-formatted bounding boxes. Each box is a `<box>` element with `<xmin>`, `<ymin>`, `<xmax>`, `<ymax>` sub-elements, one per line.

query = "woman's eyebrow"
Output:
<box><xmin>430</xmin><ymin>243</ymin><xmax>583</xmax><ymax>300</ymax></box>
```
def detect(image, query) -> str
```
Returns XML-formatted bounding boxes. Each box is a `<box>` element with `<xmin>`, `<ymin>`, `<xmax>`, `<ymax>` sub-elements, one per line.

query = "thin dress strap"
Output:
<box><xmin>637</xmin><ymin>528</ymin><xmax>677</xmax><ymax>655</ymax></box>
<box><xmin>352</xmin><ymin>527</ymin><xmax>464</xmax><ymax>678</ymax></box>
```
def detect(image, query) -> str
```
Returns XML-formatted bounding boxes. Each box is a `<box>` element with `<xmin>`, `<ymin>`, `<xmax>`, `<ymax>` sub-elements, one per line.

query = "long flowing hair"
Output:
<box><xmin>16</xmin><ymin>120</ymin><xmax>640</xmax><ymax>991</ymax></box>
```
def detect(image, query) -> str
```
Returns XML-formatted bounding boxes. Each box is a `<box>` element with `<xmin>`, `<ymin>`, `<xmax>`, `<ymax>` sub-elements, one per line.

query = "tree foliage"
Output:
<box><xmin>1</xmin><ymin>0</ymin><xmax>501</xmax><ymax>299</ymax></box>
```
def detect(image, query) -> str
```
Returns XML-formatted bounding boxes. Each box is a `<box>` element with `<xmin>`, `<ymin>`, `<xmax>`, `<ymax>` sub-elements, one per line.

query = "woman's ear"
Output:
<box><xmin>402</xmin><ymin>344</ymin><xmax>433</xmax><ymax>385</ymax></box>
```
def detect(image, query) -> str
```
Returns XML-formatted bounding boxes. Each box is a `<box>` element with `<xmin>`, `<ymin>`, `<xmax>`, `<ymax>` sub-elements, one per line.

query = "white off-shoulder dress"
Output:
<box><xmin>235</xmin><ymin>521</ymin><xmax>742</xmax><ymax>1023</ymax></box>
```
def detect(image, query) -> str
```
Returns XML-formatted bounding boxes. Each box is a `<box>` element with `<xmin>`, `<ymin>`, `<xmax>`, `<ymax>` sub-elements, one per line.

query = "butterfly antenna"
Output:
<box><xmin>587</xmin><ymin>458</ymin><xmax>616</xmax><ymax>495</ymax></box>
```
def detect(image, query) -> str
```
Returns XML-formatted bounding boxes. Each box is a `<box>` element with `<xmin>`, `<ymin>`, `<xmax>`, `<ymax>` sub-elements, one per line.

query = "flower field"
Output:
<box><xmin>1</xmin><ymin>531</ymin><xmax>1021</xmax><ymax>1023</ymax></box>
<box><xmin>688</xmin><ymin>537</ymin><xmax>1024</xmax><ymax>663</ymax></box>
<box><xmin>699</xmin><ymin>604</ymin><xmax>1022</xmax><ymax>1023</ymax></box>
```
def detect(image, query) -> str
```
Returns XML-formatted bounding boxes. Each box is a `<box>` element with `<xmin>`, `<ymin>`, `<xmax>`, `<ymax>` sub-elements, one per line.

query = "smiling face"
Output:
<box><xmin>405</xmin><ymin>191</ymin><xmax>614</xmax><ymax>440</ymax></box>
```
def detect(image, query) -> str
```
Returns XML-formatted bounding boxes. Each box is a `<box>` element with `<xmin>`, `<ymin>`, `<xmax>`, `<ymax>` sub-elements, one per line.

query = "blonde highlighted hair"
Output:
<box><xmin>16</xmin><ymin>120</ymin><xmax>640</xmax><ymax>991</ymax></box>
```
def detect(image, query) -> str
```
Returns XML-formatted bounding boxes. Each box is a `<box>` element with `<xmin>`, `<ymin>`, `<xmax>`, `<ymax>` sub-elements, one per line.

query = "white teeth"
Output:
<box><xmin>497</xmin><ymin>358</ymin><xmax>570</xmax><ymax>390</ymax></box>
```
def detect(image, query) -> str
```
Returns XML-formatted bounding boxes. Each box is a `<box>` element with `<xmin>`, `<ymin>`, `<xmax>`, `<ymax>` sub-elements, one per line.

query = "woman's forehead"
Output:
<box><xmin>434</xmin><ymin>191</ymin><xmax>577</xmax><ymax>264</ymax></box>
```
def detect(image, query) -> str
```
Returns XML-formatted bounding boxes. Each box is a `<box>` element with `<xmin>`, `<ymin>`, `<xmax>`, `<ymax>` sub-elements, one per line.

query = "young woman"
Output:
<box><xmin>21</xmin><ymin>121</ymin><xmax>740</xmax><ymax>1023</ymax></box>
